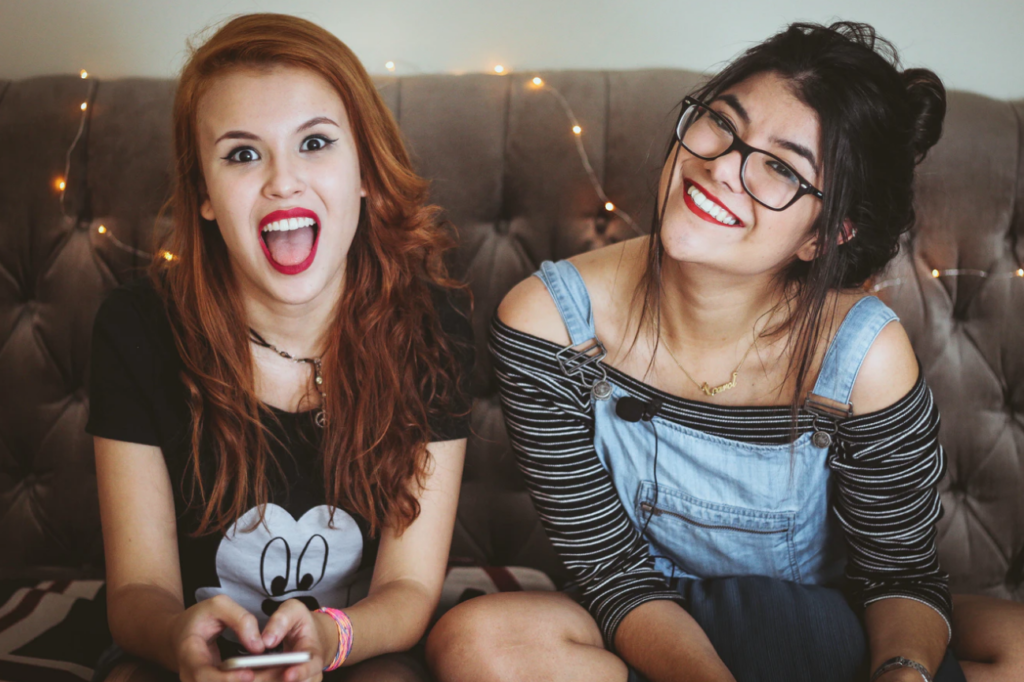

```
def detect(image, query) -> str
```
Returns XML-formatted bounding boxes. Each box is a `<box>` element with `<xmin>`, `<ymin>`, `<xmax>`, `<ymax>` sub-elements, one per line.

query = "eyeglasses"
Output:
<box><xmin>675</xmin><ymin>97</ymin><xmax>824</xmax><ymax>211</ymax></box>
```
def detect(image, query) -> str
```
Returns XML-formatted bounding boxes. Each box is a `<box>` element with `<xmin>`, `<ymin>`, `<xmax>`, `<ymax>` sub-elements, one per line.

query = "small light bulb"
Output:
<box><xmin>532</xmin><ymin>76</ymin><xmax>543</xmax><ymax>86</ymax></box>
<box><xmin>80</xmin><ymin>102</ymin><xmax>88</xmax><ymax>111</ymax></box>
<box><xmin>572</xmin><ymin>125</ymin><xmax>582</xmax><ymax>135</ymax></box>
<box><xmin>1017</xmin><ymin>268</ymin><xmax>1024</xmax><ymax>277</ymax></box>
<box><xmin>605</xmin><ymin>202</ymin><xmax>615</xmax><ymax>212</ymax></box>
<box><xmin>494</xmin><ymin>65</ymin><xmax>505</xmax><ymax>74</ymax></box>
<box><xmin>97</xmin><ymin>225</ymin><xmax>107</xmax><ymax>234</ymax></box>
<box><xmin>56</xmin><ymin>178</ymin><xmax>66</xmax><ymax>191</ymax></box>
<box><xmin>163</xmin><ymin>251</ymin><xmax>176</xmax><ymax>261</ymax></box>
<box><xmin>80</xmin><ymin>70</ymin><xmax>88</xmax><ymax>79</ymax></box>
<box><xmin>931</xmin><ymin>269</ymin><xmax>940</xmax><ymax>278</ymax></box>
<box><xmin>385</xmin><ymin>61</ymin><xmax>395</xmax><ymax>71</ymax></box>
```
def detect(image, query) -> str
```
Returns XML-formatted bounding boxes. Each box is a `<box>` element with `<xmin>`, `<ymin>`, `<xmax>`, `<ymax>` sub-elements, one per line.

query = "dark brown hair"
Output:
<box><xmin>637</xmin><ymin>22</ymin><xmax>945</xmax><ymax>420</ymax></box>
<box><xmin>152</xmin><ymin>13</ymin><xmax>468</xmax><ymax>536</ymax></box>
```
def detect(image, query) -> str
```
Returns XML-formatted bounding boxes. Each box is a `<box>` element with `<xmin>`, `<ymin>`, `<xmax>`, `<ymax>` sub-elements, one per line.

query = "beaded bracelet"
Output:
<box><xmin>314</xmin><ymin>607</ymin><xmax>354</xmax><ymax>672</ymax></box>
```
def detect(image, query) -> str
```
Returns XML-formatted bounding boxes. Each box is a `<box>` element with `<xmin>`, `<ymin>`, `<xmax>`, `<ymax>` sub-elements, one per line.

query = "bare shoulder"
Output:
<box><xmin>496</xmin><ymin>237</ymin><xmax>646</xmax><ymax>347</ymax></box>
<box><xmin>846</xmin><ymin>294</ymin><xmax>920</xmax><ymax>415</ymax></box>
<box><xmin>496</xmin><ymin>271</ymin><xmax>572</xmax><ymax>347</ymax></box>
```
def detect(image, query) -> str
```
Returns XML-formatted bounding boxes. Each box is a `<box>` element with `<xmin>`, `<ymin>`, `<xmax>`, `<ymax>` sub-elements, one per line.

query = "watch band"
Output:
<box><xmin>870</xmin><ymin>656</ymin><xmax>933</xmax><ymax>682</ymax></box>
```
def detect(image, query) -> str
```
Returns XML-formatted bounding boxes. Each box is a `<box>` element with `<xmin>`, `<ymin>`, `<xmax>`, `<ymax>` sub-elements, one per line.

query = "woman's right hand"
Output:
<box><xmin>171</xmin><ymin>594</ymin><xmax>266</xmax><ymax>682</ymax></box>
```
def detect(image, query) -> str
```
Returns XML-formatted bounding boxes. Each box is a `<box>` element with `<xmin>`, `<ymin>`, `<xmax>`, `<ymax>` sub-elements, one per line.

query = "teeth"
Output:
<box><xmin>687</xmin><ymin>184</ymin><xmax>738</xmax><ymax>226</ymax></box>
<box><xmin>261</xmin><ymin>216</ymin><xmax>317</xmax><ymax>233</ymax></box>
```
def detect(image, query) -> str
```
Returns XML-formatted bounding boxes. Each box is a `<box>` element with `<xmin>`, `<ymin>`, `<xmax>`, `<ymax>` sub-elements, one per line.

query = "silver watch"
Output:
<box><xmin>870</xmin><ymin>656</ymin><xmax>932</xmax><ymax>682</ymax></box>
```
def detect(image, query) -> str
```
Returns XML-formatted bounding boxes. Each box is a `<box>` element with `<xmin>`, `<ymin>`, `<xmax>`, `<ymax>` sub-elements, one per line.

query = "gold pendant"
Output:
<box><xmin>700</xmin><ymin>372</ymin><xmax>738</xmax><ymax>397</ymax></box>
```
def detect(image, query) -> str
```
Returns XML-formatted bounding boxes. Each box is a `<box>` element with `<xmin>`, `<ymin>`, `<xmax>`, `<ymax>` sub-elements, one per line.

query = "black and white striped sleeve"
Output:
<box><xmin>831</xmin><ymin>377</ymin><xmax>953</xmax><ymax>640</ymax></box>
<box><xmin>490</xmin><ymin>318</ymin><xmax>685</xmax><ymax>649</ymax></box>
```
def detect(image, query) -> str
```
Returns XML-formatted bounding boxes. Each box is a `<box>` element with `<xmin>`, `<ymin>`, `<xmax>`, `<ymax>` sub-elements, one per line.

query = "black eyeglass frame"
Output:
<box><xmin>676</xmin><ymin>96</ymin><xmax>824</xmax><ymax>211</ymax></box>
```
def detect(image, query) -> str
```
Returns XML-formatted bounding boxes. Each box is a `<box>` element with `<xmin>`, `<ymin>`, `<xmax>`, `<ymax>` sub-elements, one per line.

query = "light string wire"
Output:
<box><xmin>67</xmin><ymin>72</ymin><xmax>176</xmax><ymax>261</ymax></box>
<box><xmin>870</xmin><ymin>267</ymin><xmax>1024</xmax><ymax>293</ymax></box>
<box><xmin>58</xmin><ymin>76</ymin><xmax>95</xmax><ymax>217</ymax></box>
<box><xmin>72</xmin><ymin>64</ymin><xmax>1022</xmax><ymax>288</ymax></box>
<box><xmin>528</xmin><ymin>76</ymin><xmax>642</xmax><ymax>236</ymax></box>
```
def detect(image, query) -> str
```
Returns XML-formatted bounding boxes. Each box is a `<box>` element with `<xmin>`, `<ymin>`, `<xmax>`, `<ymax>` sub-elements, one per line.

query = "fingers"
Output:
<box><xmin>287</xmin><ymin>656</ymin><xmax>326</xmax><ymax>682</ymax></box>
<box><xmin>206</xmin><ymin>595</ymin><xmax>265</xmax><ymax>654</ymax></box>
<box><xmin>260</xmin><ymin>599</ymin><xmax>311</xmax><ymax>650</ymax></box>
<box><xmin>178</xmin><ymin>634</ymin><xmax>257</xmax><ymax>682</ymax></box>
<box><xmin>251</xmin><ymin>666</ymin><xmax>287</xmax><ymax>682</ymax></box>
<box><xmin>259</xmin><ymin>601</ymin><xmax>324</xmax><ymax>682</ymax></box>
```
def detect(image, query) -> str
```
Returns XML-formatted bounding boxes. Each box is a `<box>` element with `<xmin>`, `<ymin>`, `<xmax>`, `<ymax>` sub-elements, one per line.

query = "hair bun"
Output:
<box><xmin>902</xmin><ymin>68</ymin><xmax>946</xmax><ymax>163</ymax></box>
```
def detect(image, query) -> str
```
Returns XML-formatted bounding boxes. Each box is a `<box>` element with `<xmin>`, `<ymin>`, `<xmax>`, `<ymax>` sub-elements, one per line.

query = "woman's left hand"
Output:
<box><xmin>255</xmin><ymin>600</ymin><xmax>334</xmax><ymax>682</ymax></box>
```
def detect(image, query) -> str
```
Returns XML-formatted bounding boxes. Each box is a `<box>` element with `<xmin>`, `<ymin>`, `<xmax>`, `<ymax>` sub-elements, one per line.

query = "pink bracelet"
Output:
<box><xmin>314</xmin><ymin>607</ymin><xmax>353</xmax><ymax>672</ymax></box>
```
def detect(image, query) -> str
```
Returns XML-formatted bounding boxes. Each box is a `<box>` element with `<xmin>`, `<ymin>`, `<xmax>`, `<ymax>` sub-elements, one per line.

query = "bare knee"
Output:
<box><xmin>427</xmin><ymin>596</ymin><xmax>520</xmax><ymax>682</ymax></box>
<box><xmin>427</xmin><ymin>591</ymin><xmax>608</xmax><ymax>682</ymax></box>
<box><xmin>953</xmin><ymin>594</ymin><xmax>1024</xmax><ymax>680</ymax></box>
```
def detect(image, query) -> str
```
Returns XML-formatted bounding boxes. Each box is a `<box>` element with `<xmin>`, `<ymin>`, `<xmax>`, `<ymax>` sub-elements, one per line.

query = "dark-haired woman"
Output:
<box><xmin>87</xmin><ymin>14</ymin><xmax>472</xmax><ymax>682</ymax></box>
<box><xmin>426</xmin><ymin>22</ymin><xmax>1023</xmax><ymax>682</ymax></box>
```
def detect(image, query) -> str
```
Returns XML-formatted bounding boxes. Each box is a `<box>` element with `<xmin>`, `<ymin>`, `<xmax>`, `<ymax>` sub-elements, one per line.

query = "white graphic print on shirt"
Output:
<box><xmin>195</xmin><ymin>504</ymin><xmax>364</xmax><ymax>628</ymax></box>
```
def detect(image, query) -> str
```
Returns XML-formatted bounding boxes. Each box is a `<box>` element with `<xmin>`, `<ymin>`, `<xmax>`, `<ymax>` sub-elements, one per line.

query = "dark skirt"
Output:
<box><xmin>626</xmin><ymin>576</ymin><xmax>965</xmax><ymax>682</ymax></box>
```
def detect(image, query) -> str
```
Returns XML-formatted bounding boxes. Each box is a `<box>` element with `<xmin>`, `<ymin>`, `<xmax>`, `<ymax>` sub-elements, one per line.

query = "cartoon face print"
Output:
<box><xmin>196</xmin><ymin>504</ymin><xmax>363</xmax><ymax>627</ymax></box>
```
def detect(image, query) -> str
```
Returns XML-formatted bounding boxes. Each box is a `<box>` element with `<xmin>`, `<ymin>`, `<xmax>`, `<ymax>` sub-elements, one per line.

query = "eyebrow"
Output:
<box><xmin>714</xmin><ymin>93</ymin><xmax>819</xmax><ymax>174</ymax></box>
<box><xmin>772</xmin><ymin>137</ymin><xmax>819</xmax><ymax>174</ymax></box>
<box><xmin>214</xmin><ymin>116</ymin><xmax>341</xmax><ymax>144</ymax></box>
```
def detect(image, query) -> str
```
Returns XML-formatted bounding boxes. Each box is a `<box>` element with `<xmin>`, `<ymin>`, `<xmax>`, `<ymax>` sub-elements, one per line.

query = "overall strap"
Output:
<box><xmin>533</xmin><ymin>260</ymin><xmax>611</xmax><ymax>398</ymax></box>
<box><xmin>533</xmin><ymin>260</ymin><xmax>598</xmax><ymax>347</ymax></box>
<box><xmin>808</xmin><ymin>295</ymin><xmax>898</xmax><ymax>412</ymax></box>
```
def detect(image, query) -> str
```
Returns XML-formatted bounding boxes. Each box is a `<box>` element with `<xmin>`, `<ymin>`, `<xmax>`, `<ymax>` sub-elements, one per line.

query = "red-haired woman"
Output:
<box><xmin>87</xmin><ymin>13</ymin><xmax>472</xmax><ymax>682</ymax></box>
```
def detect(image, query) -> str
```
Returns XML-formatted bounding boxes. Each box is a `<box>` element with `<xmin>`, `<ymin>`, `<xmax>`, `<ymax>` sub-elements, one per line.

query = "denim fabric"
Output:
<box><xmin>624</xmin><ymin>576</ymin><xmax>965</xmax><ymax>682</ymax></box>
<box><xmin>535</xmin><ymin>260</ymin><xmax>896</xmax><ymax>585</ymax></box>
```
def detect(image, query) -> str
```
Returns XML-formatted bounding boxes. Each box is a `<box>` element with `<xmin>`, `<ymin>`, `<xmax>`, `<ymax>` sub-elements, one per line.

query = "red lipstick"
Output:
<box><xmin>683</xmin><ymin>179</ymin><xmax>744</xmax><ymax>228</ymax></box>
<box><xmin>257</xmin><ymin>207</ymin><xmax>321</xmax><ymax>275</ymax></box>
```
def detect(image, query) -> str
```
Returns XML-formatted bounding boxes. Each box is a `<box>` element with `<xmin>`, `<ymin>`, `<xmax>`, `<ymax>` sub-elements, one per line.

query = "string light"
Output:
<box><xmin>493</xmin><ymin>65</ymin><xmax>505</xmax><ymax>74</ymax></box>
<box><xmin>385</xmin><ymin>61</ymin><xmax>395</xmax><ymax>72</ymax></box>
<box><xmin>97</xmin><ymin>225</ymin><xmax>107</xmax><ymax>234</ymax></box>
<box><xmin>56</xmin><ymin>74</ymin><xmax>95</xmax><ymax>210</ymax></box>
<box><xmin>527</xmin><ymin>74</ymin><xmax>640</xmax><ymax>235</ymax></box>
<box><xmin>870</xmin><ymin>268</ymin><xmax>1024</xmax><ymax>292</ymax></box>
<box><xmin>162</xmin><ymin>251</ymin><xmax>176</xmax><ymax>261</ymax></box>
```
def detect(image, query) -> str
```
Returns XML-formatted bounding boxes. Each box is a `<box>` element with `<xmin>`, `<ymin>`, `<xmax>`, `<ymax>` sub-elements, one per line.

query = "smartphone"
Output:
<box><xmin>220</xmin><ymin>651</ymin><xmax>311</xmax><ymax>670</ymax></box>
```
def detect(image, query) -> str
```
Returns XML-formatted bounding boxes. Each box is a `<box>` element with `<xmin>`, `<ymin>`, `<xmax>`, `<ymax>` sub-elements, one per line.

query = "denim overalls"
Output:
<box><xmin>535</xmin><ymin>259</ymin><xmax>897</xmax><ymax>586</ymax></box>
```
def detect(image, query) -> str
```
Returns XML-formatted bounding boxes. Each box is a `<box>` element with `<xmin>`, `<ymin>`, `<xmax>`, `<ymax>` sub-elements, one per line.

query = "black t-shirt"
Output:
<box><xmin>85</xmin><ymin>276</ymin><xmax>473</xmax><ymax>627</ymax></box>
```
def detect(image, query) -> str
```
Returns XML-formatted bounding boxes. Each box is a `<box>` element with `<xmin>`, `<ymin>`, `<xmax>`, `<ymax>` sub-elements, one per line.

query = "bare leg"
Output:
<box><xmin>426</xmin><ymin>591</ymin><xmax>628</xmax><ymax>682</ymax></box>
<box><xmin>953</xmin><ymin>594</ymin><xmax>1024</xmax><ymax>682</ymax></box>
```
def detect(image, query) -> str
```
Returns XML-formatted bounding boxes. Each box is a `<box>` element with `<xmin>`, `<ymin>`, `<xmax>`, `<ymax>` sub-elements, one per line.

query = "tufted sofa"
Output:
<box><xmin>1</xmin><ymin>70</ymin><xmax>1022</xmax><ymax>607</ymax></box>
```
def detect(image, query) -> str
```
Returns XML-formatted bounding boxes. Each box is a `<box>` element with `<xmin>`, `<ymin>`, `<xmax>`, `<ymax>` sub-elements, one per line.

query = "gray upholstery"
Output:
<box><xmin>0</xmin><ymin>71</ymin><xmax>1021</xmax><ymax>601</ymax></box>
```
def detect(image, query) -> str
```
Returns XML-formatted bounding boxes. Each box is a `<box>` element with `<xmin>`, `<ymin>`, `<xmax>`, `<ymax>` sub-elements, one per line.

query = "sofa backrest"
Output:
<box><xmin>0</xmin><ymin>71</ymin><xmax>1021</xmax><ymax>599</ymax></box>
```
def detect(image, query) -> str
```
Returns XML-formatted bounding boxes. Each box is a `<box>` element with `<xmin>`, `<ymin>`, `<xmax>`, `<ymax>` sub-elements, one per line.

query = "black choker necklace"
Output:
<box><xmin>248</xmin><ymin>329</ymin><xmax>326</xmax><ymax>427</ymax></box>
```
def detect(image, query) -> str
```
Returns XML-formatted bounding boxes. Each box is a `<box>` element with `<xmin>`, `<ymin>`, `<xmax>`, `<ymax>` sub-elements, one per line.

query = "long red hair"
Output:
<box><xmin>152</xmin><ymin>13</ymin><xmax>468</xmax><ymax>536</ymax></box>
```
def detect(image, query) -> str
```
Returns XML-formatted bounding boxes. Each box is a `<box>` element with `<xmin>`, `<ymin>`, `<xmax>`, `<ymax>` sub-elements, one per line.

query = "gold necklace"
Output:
<box><xmin>662</xmin><ymin>333</ymin><xmax>759</xmax><ymax>397</ymax></box>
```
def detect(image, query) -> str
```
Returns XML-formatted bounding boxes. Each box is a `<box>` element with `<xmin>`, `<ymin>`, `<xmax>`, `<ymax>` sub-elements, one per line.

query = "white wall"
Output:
<box><xmin>2</xmin><ymin>0</ymin><xmax>1022</xmax><ymax>100</ymax></box>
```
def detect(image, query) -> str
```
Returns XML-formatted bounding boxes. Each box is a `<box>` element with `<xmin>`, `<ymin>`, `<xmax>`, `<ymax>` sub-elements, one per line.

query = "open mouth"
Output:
<box><xmin>683</xmin><ymin>179</ymin><xmax>744</xmax><ymax>228</ymax></box>
<box><xmin>258</xmin><ymin>208</ymin><xmax>321</xmax><ymax>275</ymax></box>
